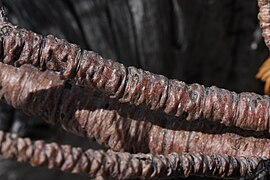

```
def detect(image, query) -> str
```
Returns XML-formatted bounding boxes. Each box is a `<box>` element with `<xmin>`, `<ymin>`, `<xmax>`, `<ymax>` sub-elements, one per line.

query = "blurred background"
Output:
<box><xmin>0</xmin><ymin>0</ymin><xmax>268</xmax><ymax>179</ymax></box>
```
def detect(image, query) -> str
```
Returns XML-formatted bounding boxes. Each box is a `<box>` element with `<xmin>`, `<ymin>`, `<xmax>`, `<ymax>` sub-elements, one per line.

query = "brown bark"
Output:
<box><xmin>1</xmin><ymin>62</ymin><xmax>270</xmax><ymax>157</ymax></box>
<box><xmin>0</xmin><ymin>19</ymin><xmax>269</xmax><ymax>134</ymax></box>
<box><xmin>0</xmin><ymin>131</ymin><xmax>261</xmax><ymax>179</ymax></box>
<box><xmin>258</xmin><ymin>0</ymin><xmax>270</xmax><ymax>50</ymax></box>
<box><xmin>0</xmin><ymin>0</ymin><xmax>268</xmax><ymax>180</ymax></box>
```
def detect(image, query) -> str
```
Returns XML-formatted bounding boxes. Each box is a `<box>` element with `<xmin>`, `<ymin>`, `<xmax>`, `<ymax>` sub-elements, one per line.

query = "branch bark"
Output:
<box><xmin>0</xmin><ymin>130</ymin><xmax>261</xmax><ymax>179</ymax></box>
<box><xmin>1</xmin><ymin>62</ymin><xmax>270</xmax><ymax>157</ymax></box>
<box><xmin>258</xmin><ymin>0</ymin><xmax>270</xmax><ymax>50</ymax></box>
<box><xmin>2</xmin><ymin>0</ymin><xmax>269</xmax><ymax>179</ymax></box>
<box><xmin>0</xmin><ymin>19</ymin><xmax>268</xmax><ymax>134</ymax></box>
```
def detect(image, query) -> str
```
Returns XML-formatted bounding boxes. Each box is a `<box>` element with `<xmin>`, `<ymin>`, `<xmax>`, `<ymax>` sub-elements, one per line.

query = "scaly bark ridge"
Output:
<box><xmin>0</xmin><ymin>131</ymin><xmax>261</xmax><ymax>179</ymax></box>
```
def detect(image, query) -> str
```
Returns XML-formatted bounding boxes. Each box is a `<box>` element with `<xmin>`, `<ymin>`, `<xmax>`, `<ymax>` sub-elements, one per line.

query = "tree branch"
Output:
<box><xmin>0</xmin><ymin>19</ymin><xmax>269</xmax><ymax>134</ymax></box>
<box><xmin>0</xmin><ymin>130</ymin><xmax>261</xmax><ymax>179</ymax></box>
<box><xmin>0</xmin><ymin>62</ymin><xmax>270</xmax><ymax>157</ymax></box>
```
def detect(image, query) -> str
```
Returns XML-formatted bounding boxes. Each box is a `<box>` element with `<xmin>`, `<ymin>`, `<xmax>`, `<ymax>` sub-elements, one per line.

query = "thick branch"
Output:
<box><xmin>0</xmin><ymin>20</ymin><xmax>269</xmax><ymax>133</ymax></box>
<box><xmin>1</xmin><ymin>62</ymin><xmax>270</xmax><ymax>157</ymax></box>
<box><xmin>0</xmin><ymin>131</ymin><xmax>261</xmax><ymax>179</ymax></box>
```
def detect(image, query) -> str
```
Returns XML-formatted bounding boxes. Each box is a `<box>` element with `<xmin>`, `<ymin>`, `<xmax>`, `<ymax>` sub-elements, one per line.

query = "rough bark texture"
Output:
<box><xmin>0</xmin><ymin>131</ymin><xmax>262</xmax><ymax>179</ymax></box>
<box><xmin>2</xmin><ymin>62</ymin><xmax>270</xmax><ymax>159</ymax></box>
<box><xmin>1</xmin><ymin>14</ymin><xmax>270</xmax><ymax>134</ymax></box>
<box><xmin>0</xmin><ymin>0</ymin><xmax>268</xmax><ymax>179</ymax></box>
<box><xmin>258</xmin><ymin>0</ymin><xmax>270</xmax><ymax>50</ymax></box>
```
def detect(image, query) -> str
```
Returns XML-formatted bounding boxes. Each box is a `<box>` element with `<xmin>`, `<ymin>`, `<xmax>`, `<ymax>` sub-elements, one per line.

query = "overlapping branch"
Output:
<box><xmin>0</xmin><ymin>19</ymin><xmax>269</xmax><ymax>134</ymax></box>
<box><xmin>0</xmin><ymin>1</ymin><xmax>268</xmax><ymax>179</ymax></box>
<box><xmin>1</xmin><ymin>62</ymin><xmax>270</xmax><ymax>157</ymax></box>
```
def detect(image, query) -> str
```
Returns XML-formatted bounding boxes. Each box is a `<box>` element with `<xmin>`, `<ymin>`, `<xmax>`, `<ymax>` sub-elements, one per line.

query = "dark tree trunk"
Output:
<box><xmin>0</xmin><ymin>0</ymin><xmax>267</xmax><ymax>179</ymax></box>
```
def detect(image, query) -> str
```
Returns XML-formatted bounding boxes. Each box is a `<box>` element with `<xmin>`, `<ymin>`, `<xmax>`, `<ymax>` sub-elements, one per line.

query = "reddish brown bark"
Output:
<box><xmin>258</xmin><ymin>0</ymin><xmax>270</xmax><ymax>50</ymax></box>
<box><xmin>0</xmin><ymin>20</ymin><xmax>269</xmax><ymax>134</ymax></box>
<box><xmin>0</xmin><ymin>3</ymin><xmax>268</xmax><ymax>179</ymax></box>
<box><xmin>0</xmin><ymin>131</ymin><xmax>261</xmax><ymax>179</ymax></box>
<box><xmin>1</xmin><ymin>62</ymin><xmax>270</xmax><ymax>157</ymax></box>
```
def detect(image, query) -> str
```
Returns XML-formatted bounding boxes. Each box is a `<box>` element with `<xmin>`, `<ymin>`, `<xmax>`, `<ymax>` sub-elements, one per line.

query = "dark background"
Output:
<box><xmin>0</xmin><ymin>0</ymin><xmax>268</xmax><ymax>179</ymax></box>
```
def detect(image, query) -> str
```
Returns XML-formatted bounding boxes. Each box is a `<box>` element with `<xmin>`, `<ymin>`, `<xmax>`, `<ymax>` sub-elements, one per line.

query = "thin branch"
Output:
<box><xmin>258</xmin><ymin>0</ymin><xmax>270</xmax><ymax>50</ymax></box>
<box><xmin>0</xmin><ymin>130</ymin><xmax>261</xmax><ymax>179</ymax></box>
